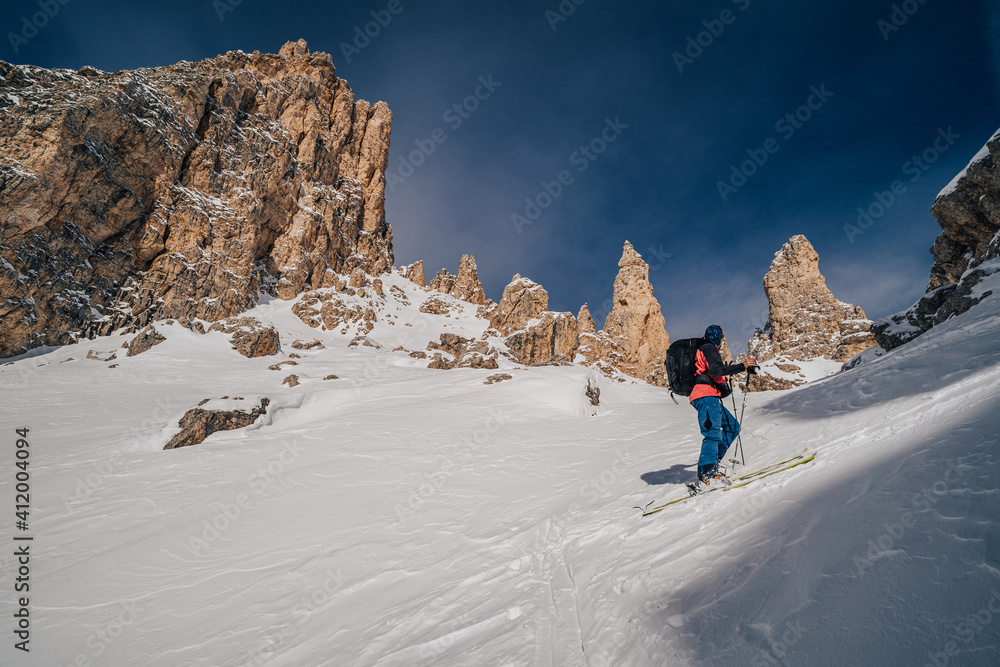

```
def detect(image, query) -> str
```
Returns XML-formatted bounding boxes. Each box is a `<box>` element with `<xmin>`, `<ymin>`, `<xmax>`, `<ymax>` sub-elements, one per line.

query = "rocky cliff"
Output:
<box><xmin>0</xmin><ymin>39</ymin><xmax>393</xmax><ymax>358</ymax></box>
<box><xmin>746</xmin><ymin>236</ymin><xmax>876</xmax><ymax>386</ymax></box>
<box><xmin>579</xmin><ymin>242</ymin><xmax>671</xmax><ymax>385</ymax></box>
<box><xmin>873</xmin><ymin>129</ymin><xmax>1000</xmax><ymax>350</ymax></box>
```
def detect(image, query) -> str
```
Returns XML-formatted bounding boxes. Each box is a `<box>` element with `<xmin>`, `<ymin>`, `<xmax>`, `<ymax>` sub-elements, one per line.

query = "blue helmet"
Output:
<box><xmin>704</xmin><ymin>325</ymin><xmax>723</xmax><ymax>347</ymax></box>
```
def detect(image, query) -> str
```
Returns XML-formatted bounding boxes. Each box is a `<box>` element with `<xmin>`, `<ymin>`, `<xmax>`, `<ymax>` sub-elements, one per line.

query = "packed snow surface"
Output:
<box><xmin>2</xmin><ymin>272</ymin><xmax>999</xmax><ymax>666</ymax></box>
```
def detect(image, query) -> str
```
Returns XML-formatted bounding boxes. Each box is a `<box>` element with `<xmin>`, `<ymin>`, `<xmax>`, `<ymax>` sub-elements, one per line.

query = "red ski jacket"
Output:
<box><xmin>689</xmin><ymin>343</ymin><xmax>746</xmax><ymax>402</ymax></box>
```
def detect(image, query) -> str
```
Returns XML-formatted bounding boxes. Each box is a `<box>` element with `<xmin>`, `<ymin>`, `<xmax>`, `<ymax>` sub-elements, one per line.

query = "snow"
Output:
<box><xmin>756</xmin><ymin>355</ymin><xmax>843</xmax><ymax>383</ymax></box>
<box><xmin>1</xmin><ymin>275</ymin><xmax>999</xmax><ymax>665</ymax></box>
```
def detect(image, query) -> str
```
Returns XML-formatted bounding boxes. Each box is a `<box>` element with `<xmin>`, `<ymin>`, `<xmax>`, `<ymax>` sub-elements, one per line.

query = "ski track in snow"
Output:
<box><xmin>1</xmin><ymin>271</ymin><xmax>999</xmax><ymax>666</ymax></box>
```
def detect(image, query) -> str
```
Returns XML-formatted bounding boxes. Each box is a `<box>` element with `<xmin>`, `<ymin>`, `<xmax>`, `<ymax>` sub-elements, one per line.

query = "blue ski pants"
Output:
<box><xmin>691</xmin><ymin>396</ymin><xmax>740</xmax><ymax>469</ymax></box>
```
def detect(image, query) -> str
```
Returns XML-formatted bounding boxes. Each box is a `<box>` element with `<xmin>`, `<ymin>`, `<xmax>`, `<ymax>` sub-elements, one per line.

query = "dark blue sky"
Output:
<box><xmin>4</xmin><ymin>0</ymin><xmax>998</xmax><ymax>350</ymax></box>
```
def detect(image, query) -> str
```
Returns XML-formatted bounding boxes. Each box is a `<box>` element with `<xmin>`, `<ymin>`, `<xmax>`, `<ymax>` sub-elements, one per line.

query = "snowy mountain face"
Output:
<box><xmin>3</xmin><ymin>266</ymin><xmax>999</xmax><ymax>665</ymax></box>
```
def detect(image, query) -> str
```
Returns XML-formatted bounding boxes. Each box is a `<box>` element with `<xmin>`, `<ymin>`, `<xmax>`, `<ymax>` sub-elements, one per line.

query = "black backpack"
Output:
<box><xmin>665</xmin><ymin>337</ymin><xmax>708</xmax><ymax>398</ymax></box>
<box><xmin>666</xmin><ymin>338</ymin><xmax>734</xmax><ymax>403</ymax></box>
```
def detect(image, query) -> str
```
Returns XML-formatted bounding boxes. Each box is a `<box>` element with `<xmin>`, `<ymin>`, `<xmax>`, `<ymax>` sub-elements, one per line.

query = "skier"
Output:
<box><xmin>690</xmin><ymin>325</ymin><xmax>756</xmax><ymax>483</ymax></box>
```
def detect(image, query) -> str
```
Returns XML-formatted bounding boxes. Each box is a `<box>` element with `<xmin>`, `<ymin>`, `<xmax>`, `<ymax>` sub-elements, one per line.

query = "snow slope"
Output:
<box><xmin>1</xmin><ymin>272</ymin><xmax>999</xmax><ymax>666</ymax></box>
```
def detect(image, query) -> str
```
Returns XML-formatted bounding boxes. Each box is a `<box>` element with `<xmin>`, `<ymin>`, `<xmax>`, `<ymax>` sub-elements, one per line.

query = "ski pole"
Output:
<box><xmin>729</xmin><ymin>385</ymin><xmax>745</xmax><ymax>466</ymax></box>
<box><xmin>734</xmin><ymin>367</ymin><xmax>755</xmax><ymax>464</ymax></box>
<box><xmin>723</xmin><ymin>379</ymin><xmax>746</xmax><ymax>468</ymax></box>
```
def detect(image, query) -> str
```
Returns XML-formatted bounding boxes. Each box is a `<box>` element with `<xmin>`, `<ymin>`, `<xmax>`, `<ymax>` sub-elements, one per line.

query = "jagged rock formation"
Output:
<box><xmin>451</xmin><ymin>255</ymin><xmax>487</xmax><ymax>305</ymax></box>
<box><xmin>485</xmin><ymin>274</ymin><xmax>580</xmax><ymax>366</ymax></box>
<box><xmin>0</xmin><ymin>39</ymin><xmax>393</xmax><ymax>358</ymax></box>
<box><xmin>207</xmin><ymin>317</ymin><xmax>280</xmax><ymax>358</ymax></box>
<box><xmin>577</xmin><ymin>304</ymin><xmax>595</xmax><ymax>334</ymax></box>
<box><xmin>427</xmin><ymin>255</ymin><xmax>486</xmax><ymax>305</ymax></box>
<box><xmin>747</xmin><ymin>236</ymin><xmax>876</xmax><ymax>364</ymax></box>
<box><xmin>400</xmin><ymin>261</ymin><xmax>425</xmax><ymax>287</ymax></box>
<box><xmin>489</xmin><ymin>275</ymin><xmax>550</xmax><ymax>336</ymax></box>
<box><xmin>427</xmin><ymin>268</ymin><xmax>456</xmax><ymax>294</ymax></box>
<box><xmin>578</xmin><ymin>242</ymin><xmax>670</xmax><ymax>385</ymax></box>
<box><xmin>164</xmin><ymin>398</ymin><xmax>270</xmax><ymax>449</ymax></box>
<box><xmin>873</xmin><ymin>130</ymin><xmax>1000</xmax><ymax>350</ymax></box>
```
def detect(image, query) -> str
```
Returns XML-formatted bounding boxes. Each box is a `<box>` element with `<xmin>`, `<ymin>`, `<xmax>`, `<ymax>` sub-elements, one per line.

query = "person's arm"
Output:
<box><xmin>700</xmin><ymin>343</ymin><xmax>750</xmax><ymax>378</ymax></box>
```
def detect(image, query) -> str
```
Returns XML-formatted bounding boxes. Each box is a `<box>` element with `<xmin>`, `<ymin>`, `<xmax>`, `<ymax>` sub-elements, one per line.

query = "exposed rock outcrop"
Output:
<box><xmin>349</xmin><ymin>335</ymin><xmax>380</xmax><ymax>349</ymax></box>
<box><xmin>489</xmin><ymin>275</ymin><xmax>549</xmax><ymax>336</ymax></box>
<box><xmin>427</xmin><ymin>255</ymin><xmax>487</xmax><ymax>305</ymax></box>
<box><xmin>428</xmin><ymin>268</ymin><xmax>456</xmax><ymax>294</ymax></box>
<box><xmin>873</xmin><ymin>130</ymin><xmax>1000</xmax><ymax>351</ymax></box>
<box><xmin>164</xmin><ymin>398</ymin><xmax>269</xmax><ymax>449</ymax></box>
<box><xmin>293</xmin><ymin>288</ymin><xmax>379</xmax><ymax>335</ymax></box>
<box><xmin>400</xmin><ymin>261</ymin><xmax>426</xmax><ymax>287</ymax></box>
<box><xmin>505</xmin><ymin>312</ymin><xmax>580</xmax><ymax>366</ymax></box>
<box><xmin>207</xmin><ymin>317</ymin><xmax>280</xmax><ymax>358</ymax></box>
<box><xmin>0</xmin><ymin>39</ymin><xmax>393</xmax><ymax>358</ymax></box>
<box><xmin>484</xmin><ymin>274</ymin><xmax>579</xmax><ymax>366</ymax></box>
<box><xmin>425</xmin><ymin>333</ymin><xmax>499</xmax><ymax>370</ymax></box>
<box><xmin>578</xmin><ymin>242</ymin><xmax>670</xmax><ymax>385</ymax></box>
<box><xmin>742</xmin><ymin>372</ymin><xmax>800</xmax><ymax>392</ymax></box>
<box><xmin>577</xmin><ymin>304</ymin><xmax>595</xmax><ymax>334</ymax></box>
<box><xmin>585</xmin><ymin>378</ymin><xmax>601</xmax><ymax>406</ymax></box>
<box><xmin>747</xmin><ymin>236</ymin><xmax>876</xmax><ymax>364</ymax></box>
<box><xmin>126</xmin><ymin>325</ymin><xmax>166</xmax><ymax>357</ymax></box>
<box><xmin>418</xmin><ymin>294</ymin><xmax>460</xmax><ymax>316</ymax></box>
